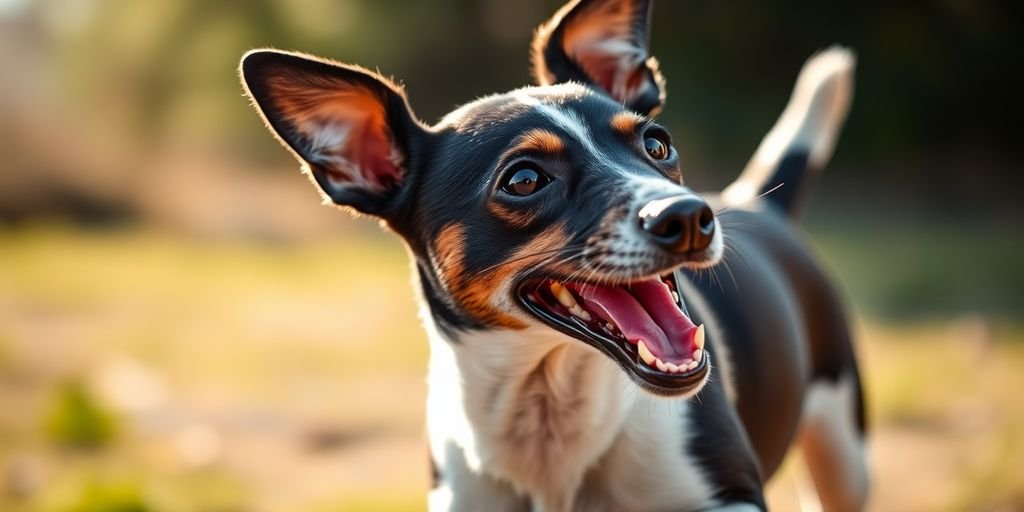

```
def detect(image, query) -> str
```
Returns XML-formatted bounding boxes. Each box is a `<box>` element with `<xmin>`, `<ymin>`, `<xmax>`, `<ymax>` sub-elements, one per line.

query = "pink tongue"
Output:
<box><xmin>575</xmin><ymin>284</ymin><xmax>668</xmax><ymax>350</ymax></box>
<box><xmin>571</xmin><ymin>279</ymin><xmax>697</xmax><ymax>364</ymax></box>
<box><xmin>629</xmin><ymin>280</ymin><xmax>699</xmax><ymax>356</ymax></box>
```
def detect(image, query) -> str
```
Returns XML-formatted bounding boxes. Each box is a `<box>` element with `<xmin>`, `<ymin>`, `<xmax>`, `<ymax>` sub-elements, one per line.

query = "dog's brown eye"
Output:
<box><xmin>501</xmin><ymin>166</ymin><xmax>550</xmax><ymax>196</ymax></box>
<box><xmin>644</xmin><ymin>136</ymin><xmax>670</xmax><ymax>160</ymax></box>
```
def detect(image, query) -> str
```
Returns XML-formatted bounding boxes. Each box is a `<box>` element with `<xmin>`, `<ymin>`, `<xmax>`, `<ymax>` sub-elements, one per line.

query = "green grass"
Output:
<box><xmin>46</xmin><ymin>479</ymin><xmax>150</xmax><ymax>512</ymax></box>
<box><xmin>0</xmin><ymin>224</ymin><xmax>1022</xmax><ymax>511</ymax></box>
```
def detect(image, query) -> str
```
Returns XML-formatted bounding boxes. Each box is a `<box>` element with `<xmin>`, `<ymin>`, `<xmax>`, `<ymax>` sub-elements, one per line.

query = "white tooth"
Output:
<box><xmin>687</xmin><ymin>360</ymin><xmax>699</xmax><ymax>371</ymax></box>
<box><xmin>637</xmin><ymin>340</ymin><xmax>656</xmax><ymax>365</ymax></box>
<box><xmin>681</xmin><ymin>358</ymin><xmax>694</xmax><ymax>366</ymax></box>
<box><xmin>664</xmin><ymin>361</ymin><xmax>680</xmax><ymax>373</ymax></box>
<box><xmin>655</xmin><ymin>358</ymin><xmax>668</xmax><ymax>372</ymax></box>
<box><xmin>693</xmin><ymin>348</ymin><xmax>703</xmax><ymax>361</ymax></box>
<box><xmin>605</xmin><ymin>322</ymin><xmax>615</xmax><ymax>331</ymax></box>
<box><xmin>694</xmin><ymin>324</ymin><xmax>705</xmax><ymax>350</ymax></box>
<box><xmin>569</xmin><ymin>306</ymin><xmax>591</xmax><ymax>321</ymax></box>
<box><xmin>552</xmin><ymin>282</ymin><xmax>578</xmax><ymax>309</ymax></box>
<box><xmin>671</xmin><ymin>291</ymin><xmax>680</xmax><ymax>303</ymax></box>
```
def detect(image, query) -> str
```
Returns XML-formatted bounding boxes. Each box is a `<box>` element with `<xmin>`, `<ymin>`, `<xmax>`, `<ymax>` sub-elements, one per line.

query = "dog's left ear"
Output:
<box><xmin>240</xmin><ymin>49</ymin><xmax>425</xmax><ymax>217</ymax></box>
<box><xmin>532</xmin><ymin>0</ymin><xmax>665</xmax><ymax>116</ymax></box>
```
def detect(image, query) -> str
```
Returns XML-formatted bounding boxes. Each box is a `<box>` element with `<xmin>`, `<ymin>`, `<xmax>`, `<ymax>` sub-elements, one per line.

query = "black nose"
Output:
<box><xmin>639</xmin><ymin>195</ymin><xmax>715</xmax><ymax>253</ymax></box>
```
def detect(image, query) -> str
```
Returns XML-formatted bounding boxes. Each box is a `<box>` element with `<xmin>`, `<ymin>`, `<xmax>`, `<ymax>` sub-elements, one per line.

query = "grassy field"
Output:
<box><xmin>0</xmin><ymin>225</ymin><xmax>1022</xmax><ymax>511</ymax></box>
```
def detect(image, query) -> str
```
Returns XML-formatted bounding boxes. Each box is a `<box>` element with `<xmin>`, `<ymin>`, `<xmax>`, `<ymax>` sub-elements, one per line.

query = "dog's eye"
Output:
<box><xmin>644</xmin><ymin>135</ymin><xmax>671</xmax><ymax>161</ymax></box>
<box><xmin>500</xmin><ymin>165</ymin><xmax>550</xmax><ymax>196</ymax></box>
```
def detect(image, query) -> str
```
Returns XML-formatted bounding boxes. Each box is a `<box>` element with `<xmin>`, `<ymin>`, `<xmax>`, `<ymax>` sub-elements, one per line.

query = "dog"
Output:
<box><xmin>238</xmin><ymin>0</ymin><xmax>867</xmax><ymax>510</ymax></box>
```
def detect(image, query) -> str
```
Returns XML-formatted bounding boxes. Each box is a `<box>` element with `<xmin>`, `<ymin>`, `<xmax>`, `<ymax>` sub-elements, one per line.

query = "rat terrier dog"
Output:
<box><xmin>239</xmin><ymin>0</ymin><xmax>867</xmax><ymax>510</ymax></box>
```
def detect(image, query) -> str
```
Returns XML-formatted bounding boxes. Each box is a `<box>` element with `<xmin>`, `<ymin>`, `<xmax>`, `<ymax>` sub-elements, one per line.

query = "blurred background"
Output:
<box><xmin>0</xmin><ymin>0</ymin><xmax>1021</xmax><ymax>510</ymax></box>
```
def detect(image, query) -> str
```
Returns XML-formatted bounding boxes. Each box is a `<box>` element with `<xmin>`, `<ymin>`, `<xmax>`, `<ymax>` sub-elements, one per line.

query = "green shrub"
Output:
<box><xmin>43</xmin><ymin>381</ymin><xmax>117</xmax><ymax>449</ymax></box>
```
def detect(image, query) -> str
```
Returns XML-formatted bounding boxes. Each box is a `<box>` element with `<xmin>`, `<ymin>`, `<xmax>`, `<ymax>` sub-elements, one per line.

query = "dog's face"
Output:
<box><xmin>241</xmin><ymin>0</ymin><xmax>720</xmax><ymax>397</ymax></box>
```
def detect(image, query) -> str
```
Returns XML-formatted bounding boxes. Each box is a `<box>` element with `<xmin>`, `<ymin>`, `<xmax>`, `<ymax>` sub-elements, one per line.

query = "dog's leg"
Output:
<box><xmin>798</xmin><ymin>373</ymin><xmax>869</xmax><ymax>512</ymax></box>
<box><xmin>429</xmin><ymin>440</ymin><xmax>527</xmax><ymax>512</ymax></box>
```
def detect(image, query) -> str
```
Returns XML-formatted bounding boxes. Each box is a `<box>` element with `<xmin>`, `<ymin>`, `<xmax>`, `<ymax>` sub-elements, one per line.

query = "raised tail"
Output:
<box><xmin>723</xmin><ymin>46</ymin><xmax>855</xmax><ymax>218</ymax></box>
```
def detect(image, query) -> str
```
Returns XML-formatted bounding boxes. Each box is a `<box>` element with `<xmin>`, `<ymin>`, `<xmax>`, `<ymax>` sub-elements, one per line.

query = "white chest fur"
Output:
<box><xmin>425</xmin><ymin>317</ymin><xmax>718</xmax><ymax>511</ymax></box>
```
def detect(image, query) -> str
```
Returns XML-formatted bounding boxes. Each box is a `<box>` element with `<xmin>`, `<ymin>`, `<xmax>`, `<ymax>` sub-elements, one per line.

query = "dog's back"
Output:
<box><xmin>686</xmin><ymin>48</ymin><xmax>868</xmax><ymax>510</ymax></box>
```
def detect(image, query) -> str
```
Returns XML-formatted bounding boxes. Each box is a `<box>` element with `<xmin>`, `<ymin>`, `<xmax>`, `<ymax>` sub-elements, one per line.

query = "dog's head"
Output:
<box><xmin>241</xmin><ymin>0</ymin><xmax>719</xmax><ymax>397</ymax></box>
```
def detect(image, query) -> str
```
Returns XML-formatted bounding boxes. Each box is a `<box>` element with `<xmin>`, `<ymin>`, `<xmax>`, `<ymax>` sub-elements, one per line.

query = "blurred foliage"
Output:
<box><xmin>43</xmin><ymin>382</ymin><xmax>117</xmax><ymax>449</ymax></box>
<box><xmin>1</xmin><ymin>0</ymin><xmax>1020</xmax><ymax>229</ymax></box>
<box><xmin>808</xmin><ymin>218</ymin><xmax>1024</xmax><ymax>320</ymax></box>
<box><xmin>6</xmin><ymin>0</ymin><xmax>1021</xmax><ymax>187</ymax></box>
<box><xmin>56</xmin><ymin>481</ymin><xmax>150</xmax><ymax>512</ymax></box>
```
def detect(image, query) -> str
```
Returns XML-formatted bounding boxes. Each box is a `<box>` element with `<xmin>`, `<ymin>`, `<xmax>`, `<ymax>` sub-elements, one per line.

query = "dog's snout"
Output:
<box><xmin>639</xmin><ymin>195</ymin><xmax>715</xmax><ymax>253</ymax></box>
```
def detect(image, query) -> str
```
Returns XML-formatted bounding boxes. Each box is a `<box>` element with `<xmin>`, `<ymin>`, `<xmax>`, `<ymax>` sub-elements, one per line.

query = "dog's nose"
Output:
<box><xmin>639</xmin><ymin>195</ymin><xmax>715</xmax><ymax>253</ymax></box>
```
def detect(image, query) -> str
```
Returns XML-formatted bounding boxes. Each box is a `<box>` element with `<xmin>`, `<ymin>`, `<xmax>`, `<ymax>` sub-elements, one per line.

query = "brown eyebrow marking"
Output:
<box><xmin>610</xmin><ymin>111</ymin><xmax>645</xmax><ymax>137</ymax></box>
<box><xmin>502</xmin><ymin>129</ymin><xmax>566</xmax><ymax>160</ymax></box>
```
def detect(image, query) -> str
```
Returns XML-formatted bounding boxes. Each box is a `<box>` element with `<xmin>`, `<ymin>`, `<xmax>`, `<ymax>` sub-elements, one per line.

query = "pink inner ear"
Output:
<box><xmin>268</xmin><ymin>75</ymin><xmax>403</xmax><ymax>193</ymax></box>
<box><xmin>356</xmin><ymin>111</ymin><xmax>402</xmax><ymax>190</ymax></box>
<box><xmin>561</xmin><ymin>1</ymin><xmax>649</xmax><ymax>104</ymax></box>
<box><xmin>573</xmin><ymin>47</ymin><xmax>648</xmax><ymax>104</ymax></box>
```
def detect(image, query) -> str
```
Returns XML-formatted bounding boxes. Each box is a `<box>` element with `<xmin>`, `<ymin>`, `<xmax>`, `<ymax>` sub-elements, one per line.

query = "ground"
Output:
<box><xmin>0</xmin><ymin>226</ymin><xmax>1021</xmax><ymax>511</ymax></box>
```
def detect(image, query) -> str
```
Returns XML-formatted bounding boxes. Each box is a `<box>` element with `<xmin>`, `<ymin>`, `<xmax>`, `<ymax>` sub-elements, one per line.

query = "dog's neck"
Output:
<box><xmin>424</xmin><ymin>311</ymin><xmax>635</xmax><ymax>511</ymax></box>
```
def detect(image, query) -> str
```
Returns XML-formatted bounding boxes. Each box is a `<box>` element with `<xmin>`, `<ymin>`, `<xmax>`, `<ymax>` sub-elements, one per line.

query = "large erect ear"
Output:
<box><xmin>532</xmin><ymin>0</ymin><xmax>665</xmax><ymax>116</ymax></box>
<box><xmin>240</xmin><ymin>49</ymin><xmax>424</xmax><ymax>216</ymax></box>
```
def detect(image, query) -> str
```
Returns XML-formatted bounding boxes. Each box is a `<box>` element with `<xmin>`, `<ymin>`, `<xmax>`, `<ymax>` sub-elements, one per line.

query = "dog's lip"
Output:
<box><xmin>515</xmin><ymin>272</ymin><xmax>709</xmax><ymax>397</ymax></box>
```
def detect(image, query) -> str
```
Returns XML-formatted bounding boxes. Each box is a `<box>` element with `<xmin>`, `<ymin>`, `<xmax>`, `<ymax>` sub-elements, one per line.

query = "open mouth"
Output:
<box><xmin>516</xmin><ymin>271</ymin><xmax>709</xmax><ymax>397</ymax></box>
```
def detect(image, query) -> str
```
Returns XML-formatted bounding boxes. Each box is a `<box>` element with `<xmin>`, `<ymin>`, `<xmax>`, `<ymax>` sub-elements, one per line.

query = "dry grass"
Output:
<box><xmin>0</xmin><ymin>226</ymin><xmax>1021</xmax><ymax>511</ymax></box>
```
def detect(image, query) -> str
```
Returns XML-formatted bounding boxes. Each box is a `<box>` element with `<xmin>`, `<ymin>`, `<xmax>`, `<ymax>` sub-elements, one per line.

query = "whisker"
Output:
<box><xmin>719</xmin><ymin>236</ymin><xmax>741</xmax><ymax>291</ymax></box>
<box><xmin>714</xmin><ymin>182</ymin><xmax>785</xmax><ymax>215</ymax></box>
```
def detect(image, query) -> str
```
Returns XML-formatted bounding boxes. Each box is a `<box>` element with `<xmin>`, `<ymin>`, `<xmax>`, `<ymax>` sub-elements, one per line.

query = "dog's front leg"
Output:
<box><xmin>428</xmin><ymin>439</ymin><xmax>528</xmax><ymax>512</ymax></box>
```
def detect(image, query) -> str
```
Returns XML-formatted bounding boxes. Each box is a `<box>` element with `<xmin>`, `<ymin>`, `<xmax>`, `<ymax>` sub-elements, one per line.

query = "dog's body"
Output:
<box><xmin>240</xmin><ymin>1</ymin><xmax>868</xmax><ymax>510</ymax></box>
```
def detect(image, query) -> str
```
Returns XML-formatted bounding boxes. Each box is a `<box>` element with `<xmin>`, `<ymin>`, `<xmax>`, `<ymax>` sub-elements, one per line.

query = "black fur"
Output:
<box><xmin>760</xmin><ymin>151</ymin><xmax>816</xmax><ymax>218</ymax></box>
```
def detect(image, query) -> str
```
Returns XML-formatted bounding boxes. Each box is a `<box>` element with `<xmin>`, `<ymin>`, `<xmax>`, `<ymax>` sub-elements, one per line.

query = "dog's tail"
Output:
<box><xmin>723</xmin><ymin>46</ymin><xmax>855</xmax><ymax>218</ymax></box>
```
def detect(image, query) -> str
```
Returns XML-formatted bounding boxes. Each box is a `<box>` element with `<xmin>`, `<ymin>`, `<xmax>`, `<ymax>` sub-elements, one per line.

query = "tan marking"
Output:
<box><xmin>433</xmin><ymin>223</ymin><xmax>523</xmax><ymax>329</ymax></box>
<box><xmin>487</xmin><ymin>202</ymin><xmax>535</xmax><ymax>230</ymax></box>
<box><xmin>610</xmin><ymin>111</ymin><xmax>644</xmax><ymax>137</ymax></box>
<box><xmin>432</xmin><ymin>222</ymin><xmax>572</xmax><ymax>330</ymax></box>
<box><xmin>502</xmin><ymin>129</ymin><xmax>567</xmax><ymax>161</ymax></box>
<box><xmin>434</xmin><ymin>223</ymin><xmax>468</xmax><ymax>290</ymax></box>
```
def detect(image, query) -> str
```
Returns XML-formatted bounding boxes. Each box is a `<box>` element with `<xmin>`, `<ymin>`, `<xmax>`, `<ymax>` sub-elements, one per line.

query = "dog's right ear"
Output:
<box><xmin>240</xmin><ymin>49</ymin><xmax>424</xmax><ymax>217</ymax></box>
<box><xmin>532</xmin><ymin>0</ymin><xmax>665</xmax><ymax>116</ymax></box>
